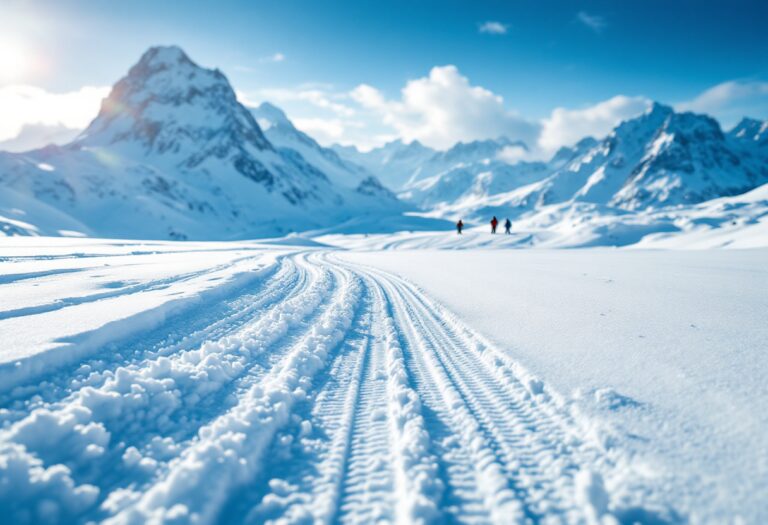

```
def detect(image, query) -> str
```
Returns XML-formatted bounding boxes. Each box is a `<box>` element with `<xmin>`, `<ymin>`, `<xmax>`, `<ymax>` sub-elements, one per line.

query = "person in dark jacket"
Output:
<box><xmin>456</xmin><ymin>219</ymin><xmax>464</xmax><ymax>234</ymax></box>
<box><xmin>490</xmin><ymin>216</ymin><xmax>498</xmax><ymax>234</ymax></box>
<box><xmin>504</xmin><ymin>218</ymin><xmax>512</xmax><ymax>234</ymax></box>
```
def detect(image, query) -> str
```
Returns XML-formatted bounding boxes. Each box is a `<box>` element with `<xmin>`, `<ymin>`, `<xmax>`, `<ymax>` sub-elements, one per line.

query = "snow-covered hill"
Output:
<box><xmin>0</xmin><ymin>46</ymin><xmax>412</xmax><ymax>240</ymax></box>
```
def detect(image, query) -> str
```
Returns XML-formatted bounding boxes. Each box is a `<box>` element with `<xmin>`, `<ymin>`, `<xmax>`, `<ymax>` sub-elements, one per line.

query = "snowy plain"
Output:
<box><xmin>338</xmin><ymin>247</ymin><xmax>768</xmax><ymax>524</ymax></box>
<box><xmin>0</xmin><ymin>235</ymin><xmax>765</xmax><ymax>524</ymax></box>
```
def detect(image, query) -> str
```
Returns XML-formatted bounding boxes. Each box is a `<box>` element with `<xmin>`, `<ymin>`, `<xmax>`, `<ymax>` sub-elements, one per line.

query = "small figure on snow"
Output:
<box><xmin>490</xmin><ymin>216</ymin><xmax>498</xmax><ymax>234</ymax></box>
<box><xmin>456</xmin><ymin>219</ymin><xmax>464</xmax><ymax>235</ymax></box>
<box><xmin>504</xmin><ymin>218</ymin><xmax>512</xmax><ymax>235</ymax></box>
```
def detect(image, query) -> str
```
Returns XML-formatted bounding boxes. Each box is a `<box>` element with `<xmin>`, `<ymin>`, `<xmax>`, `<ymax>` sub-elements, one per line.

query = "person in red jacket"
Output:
<box><xmin>456</xmin><ymin>219</ymin><xmax>463</xmax><ymax>234</ymax></box>
<box><xmin>490</xmin><ymin>216</ymin><xmax>498</xmax><ymax>234</ymax></box>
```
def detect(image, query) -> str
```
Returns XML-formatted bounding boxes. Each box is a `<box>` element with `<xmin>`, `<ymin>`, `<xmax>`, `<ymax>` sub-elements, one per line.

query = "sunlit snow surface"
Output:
<box><xmin>0</xmin><ymin>236</ymin><xmax>765</xmax><ymax>524</ymax></box>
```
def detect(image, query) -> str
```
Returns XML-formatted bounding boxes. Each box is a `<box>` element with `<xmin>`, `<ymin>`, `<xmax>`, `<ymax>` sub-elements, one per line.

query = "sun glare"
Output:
<box><xmin>0</xmin><ymin>39</ymin><xmax>29</xmax><ymax>82</ymax></box>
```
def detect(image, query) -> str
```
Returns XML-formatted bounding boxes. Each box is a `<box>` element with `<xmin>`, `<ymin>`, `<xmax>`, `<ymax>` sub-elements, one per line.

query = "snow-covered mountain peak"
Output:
<box><xmin>0</xmin><ymin>45</ymin><xmax>419</xmax><ymax>239</ymax></box>
<box><xmin>427</xmin><ymin>137</ymin><xmax>528</xmax><ymax>173</ymax></box>
<box><xmin>662</xmin><ymin>110</ymin><xmax>724</xmax><ymax>141</ymax></box>
<box><xmin>331</xmin><ymin>139</ymin><xmax>437</xmax><ymax>190</ymax></box>
<box><xmin>255</xmin><ymin>101</ymin><xmax>292</xmax><ymax>128</ymax></box>
<box><xmin>609</xmin><ymin>102</ymin><xmax>673</xmax><ymax>144</ymax></box>
<box><xmin>729</xmin><ymin>117</ymin><xmax>768</xmax><ymax>146</ymax></box>
<box><xmin>78</xmin><ymin>45</ymin><xmax>272</xmax><ymax>160</ymax></box>
<box><xmin>137</xmin><ymin>45</ymin><xmax>194</xmax><ymax>69</ymax></box>
<box><xmin>647</xmin><ymin>100</ymin><xmax>674</xmax><ymax>116</ymax></box>
<box><xmin>603</xmin><ymin>106</ymin><xmax>765</xmax><ymax>209</ymax></box>
<box><xmin>251</xmin><ymin>100</ymin><xmax>379</xmax><ymax>189</ymax></box>
<box><xmin>549</xmin><ymin>137</ymin><xmax>599</xmax><ymax>168</ymax></box>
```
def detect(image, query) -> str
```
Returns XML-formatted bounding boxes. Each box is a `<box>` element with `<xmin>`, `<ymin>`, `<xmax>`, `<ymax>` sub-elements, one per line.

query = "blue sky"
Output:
<box><xmin>1</xmin><ymin>0</ymin><xmax>767</xmax><ymax>151</ymax></box>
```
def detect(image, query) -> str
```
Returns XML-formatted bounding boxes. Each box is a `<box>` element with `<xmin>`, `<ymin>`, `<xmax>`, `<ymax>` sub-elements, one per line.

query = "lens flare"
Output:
<box><xmin>0</xmin><ymin>38</ymin><xmax>29</xmax><ymax>82</ymax></box>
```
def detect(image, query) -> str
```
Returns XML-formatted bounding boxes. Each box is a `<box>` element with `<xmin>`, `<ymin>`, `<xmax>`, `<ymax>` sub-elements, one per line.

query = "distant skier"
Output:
<box><xmin>456</xmin><ymin>219</ymin><xmax>464</xmax><ymax>235</ymax></box>
<box><xmin>504</xmin><ymin>218</ymin><xmax>512</xmax><ymax>234</ymax></box>
<box><xmin>490</xmin><ymin>216</ymin><xmax>498</xmax><ymax>234</ymax></box>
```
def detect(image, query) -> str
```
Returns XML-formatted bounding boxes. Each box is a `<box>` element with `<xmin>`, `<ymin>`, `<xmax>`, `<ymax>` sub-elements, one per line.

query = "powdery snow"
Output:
<box><xmin>0</xmin><ymin>236</ymin><xmax>765</xmax><ymax>524</ymax></box>
<box><xmin>0</xmin><ymin>237</ymin><xmax>287</xmax><ymax>389</ymax></box>
<box><xmin>340</xmin><ymin>247</ymin><xmax>768</xmax><ymax>523</ymax></box>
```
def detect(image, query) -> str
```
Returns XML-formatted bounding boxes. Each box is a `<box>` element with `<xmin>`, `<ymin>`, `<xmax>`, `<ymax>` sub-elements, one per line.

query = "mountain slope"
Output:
<box><xmin>333</xmin><ymin>137</ymin><xmax>529</xmax><ymax>193</ymax></box>
<box><xmin>332</xmin><ymin>139</ymin><xmax>437</xmax><ymax>190</ymax></box>
<box><xmin>0</xmin><ymin>46</ymin><xmax>409</xmax><ymax>240</ymax></box>
<box><xmin>410</xmin><ymin>104</ymin><xmax>768</xmax><ymax>223</ymax></box>
<box><xmin>252</xmin><ymin>102</ymin><xmax>375</xmax><ymax>190</ymax></box>
<box><xmin>728</xmin><ymin>117</ymin><xmax>768</xmax><ymax>147</ymax></box>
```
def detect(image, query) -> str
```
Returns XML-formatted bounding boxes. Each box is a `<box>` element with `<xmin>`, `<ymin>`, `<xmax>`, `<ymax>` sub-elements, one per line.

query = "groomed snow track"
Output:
<box><xmin>0</xmin><ymin>250</ymin><xmax>658</xmax><ymax>524</ymax></box>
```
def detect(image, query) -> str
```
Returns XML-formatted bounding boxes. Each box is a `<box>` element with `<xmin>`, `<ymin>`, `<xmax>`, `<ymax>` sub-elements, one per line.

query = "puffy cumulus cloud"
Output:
<box><xmin>479</xmin><ymin>21</ymin><xmax>508</xmax><ymax>35</ymax></box>
<box><xmin>539</xmin><ymin>95</ymin><xmax>651</xmax><ymax>153</ymax></box>
<box><xmin>350</xmin><ymin>65</ymin><xmax>540</xmax><ymax>150</ymax></box>
<box><xmin>245</xmin><ymin>71</ymin><xmax>761</xmax><ymax>158</ymax></box>
<box><xmin>0</xmin><ymin>84</ymin><xmax>109</xmax><ymax>143</ymax></box>
<box><xmin>349</xmin><ymin>84</ymin><xmax>386</xmax><ymax>109</ymax></box>
<box><xmin>676</xmin><ymin>80</ymin><xmax>768</xmax><ymax>128</ymax></box>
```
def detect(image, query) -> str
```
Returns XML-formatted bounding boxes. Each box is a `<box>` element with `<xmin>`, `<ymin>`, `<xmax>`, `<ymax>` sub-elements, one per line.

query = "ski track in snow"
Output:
<box><xmin>0</xmin><ymin>248</ymin><xmax>671</xmax><ymax>524</ymax></box>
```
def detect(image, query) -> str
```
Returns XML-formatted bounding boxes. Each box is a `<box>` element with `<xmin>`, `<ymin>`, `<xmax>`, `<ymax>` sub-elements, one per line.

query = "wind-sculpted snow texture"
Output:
<box><xmin>0</xmin><ymin>240</ymin><xmax>677</xmax><ymax>524</ymax></box>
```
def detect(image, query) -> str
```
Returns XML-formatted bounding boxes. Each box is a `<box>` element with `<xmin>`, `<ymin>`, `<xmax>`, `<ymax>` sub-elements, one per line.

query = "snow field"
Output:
<box><xmin>0</xmin><ymin>241</ymin><xmax>690</xmax><ymax>523</ymax></box>
<box><xmin>341</xmin><ymin>248</ymin><xmax>768</xmax><ymax>523</ymax></box>
<box><xmin>0</xmin><ymin>241</ymin><xmax>289</xmax><ymax>390</ymax></box>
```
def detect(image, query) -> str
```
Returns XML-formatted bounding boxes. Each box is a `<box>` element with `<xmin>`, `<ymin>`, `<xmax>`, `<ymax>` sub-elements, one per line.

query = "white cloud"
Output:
<box><xmin>238</xmin><ymin>84</ymin><xmax>390</xmax><ymax>150</ymax></box>
<box><xmin>676</xmin><ymin>80</ymin><xmax>768</xmax><ymax>128</ymax></box>
<box><xmin>233</xmin><ymin>53</ymin><xmax>285</xmax><ymax>72</ymax></box>
<box><xmin>260</xmin><ymin>52</ymin><xmax>285</xmax><ymax>63</ymax></box>
<box><xmin>242</xmin><ymin>70</ymin><xmax>654</xmax><ymax>155</ymax></box>
<box><xmin>244</xmin><ymin>71</ymin><xmax>768</xmax><ymax>157</ymax></box>
<box><xmin>496</xmin><ymin>144</ymin><xmax>528</xmax><ymax>163</ymax></box>
<box><xmin>539</xmin><ymin>95</ymin><xmax>651</xmax><ymax>153</ymax></box>
<box><xmin>350</xmin><ymin>65</ymin><xmax>539</xmax><ymax>150</ymax></box>
<box><xmin>349</xmin><ymin>84</ymin><xmax>386</xmax><ymax>109</ymax></box>
<box><xmin>252</xmin><ymin>86</ymin><xmax>356</xmax><ymax>117</ymax></box>
<box><xmin>293</xmin><ymin>115</ymin><xmax>392</xmax><ymax>152</ymax></box>
<box><xmin>291</xmin><ymin>117</ymin><xmax>355</xmax><ymax>144</ymax></box>
<box><xmin>0</xmin><ymin>123</ymin><xmax>81</xmax><ymax>152</ymax></box>
<box><xmin>479</xmin><ymin>21</ymin><xmax>508</xmax><ymax>35</ymax></box>
<box><xmin>0</xmin><ymin>84</ymin><xmax>109</xmax><ymax>143</ymax></box>
<box><xmin>576</xmin><ymin>11</ymin><xmax>606</xmax><ymax>33</ymax></box>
